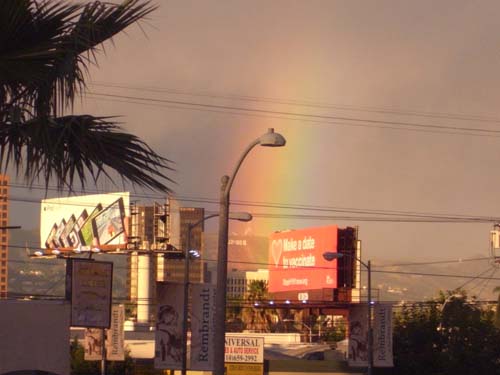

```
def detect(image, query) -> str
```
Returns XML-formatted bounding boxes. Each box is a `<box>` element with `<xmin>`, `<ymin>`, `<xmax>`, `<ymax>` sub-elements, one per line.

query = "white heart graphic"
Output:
<box><xmin>271</xmin><ymin>239</ymin><xmax>283</xmax><ymax>267</ymax></box>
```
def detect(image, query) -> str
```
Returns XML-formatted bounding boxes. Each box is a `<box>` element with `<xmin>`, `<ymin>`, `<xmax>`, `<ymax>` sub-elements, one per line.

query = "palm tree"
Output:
<box><xmin>0</xmin><ymin>0</ymin><xmax>173</xmax><ymax>192</ymax></box>
<box><xmin>242</xmin><ymin>280</ymin><xmax>277</xmax><ymax>332</ymax></box>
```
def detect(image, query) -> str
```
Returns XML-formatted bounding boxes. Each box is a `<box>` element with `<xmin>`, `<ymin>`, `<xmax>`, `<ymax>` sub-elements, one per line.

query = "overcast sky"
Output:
<box><xmin>10</xmin><ymin>1</ymin><xmax>500</xmax><ymax>271</ymax></box>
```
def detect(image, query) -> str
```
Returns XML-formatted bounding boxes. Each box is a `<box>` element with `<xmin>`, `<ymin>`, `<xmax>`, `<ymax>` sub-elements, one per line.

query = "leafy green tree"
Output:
<box><xmin>0</xmin><ymin>0</ymin><xmax>172</xmax><ymax>191</ymax></box>
<box><xmin>70</xmin><ymin>337</ymin><xmax>134</xmax><ymax>375</ymax></box>
<box><xmin>392</xmin><ymin>290</ymin><xmax>500</xmax><ymax>375</ymax></box>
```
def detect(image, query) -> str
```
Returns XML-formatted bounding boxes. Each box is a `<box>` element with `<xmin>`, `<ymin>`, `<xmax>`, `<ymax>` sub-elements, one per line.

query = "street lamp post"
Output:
<box><xmin>323</xmin><ymin>252</ymin><xmax>373</xmax><ymax>375</ymax></box>
<box><xmin>181</xmin><ymin>212</ymin><xmax>252</xmax><ymax>375</ymax></box>
<box><xmin>213</xmin><ymin>128</ymin><xmax>286</xmax><ymax>375</ymax></box>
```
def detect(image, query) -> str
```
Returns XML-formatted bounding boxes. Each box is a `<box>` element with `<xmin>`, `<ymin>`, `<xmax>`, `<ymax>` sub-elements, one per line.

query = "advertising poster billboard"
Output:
<box><xmin>84</xmin><ymin>328</ymin><xmax>104</xmax><ymax>360</ymax></box>
<box><xmin>268</xmin><ymin>225</ymin><xmax>338</xmax><ymax>293</ymax></box>
<box><xmin>373</xmin><ymin>304</ymin><xmax>394</xmax><ymax>367</ymax></box>
<box><xmin>83</xmin><ymin>305</ymin><xmax>125</xmax><ymax>361</ymax></box>
<box><xmin>190</xmin><ymin>284</ymin><xmax>216</xmax><ymax>371</ymax></box>
<box><xmin>70</xmin><ymin>259</ymin><xmax>113</xmax><ymax>328</ymax></box>
<box><xmin>106</xmin><ymin>304</ymin><xmax>125</xmax><ymax>361</ymax></box>
<box><xmin>40</xmin><ymin>192</ymin><xmax>130</xmax><ymax>251</ymax></box>
<box><xmin>348</xmin><ymin>304</ymin><xmax>369</xmax><ymax>367</ymax></box>
<box><xmin>154</xmin><ymin>282</ymin><xmax>185</xmax><ymax>370</ymax></box>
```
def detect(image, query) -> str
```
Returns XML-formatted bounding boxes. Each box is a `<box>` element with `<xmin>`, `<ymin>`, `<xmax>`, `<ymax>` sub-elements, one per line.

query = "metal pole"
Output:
<box><xmin>181</xmin><ymin>224</ymin><xmax>192</xmax><ymax>375</ymax></box>
<box><xmin>213</xmin><ymin>131</ymin><xmax>282</xmax><ymax>375</ymax></box>
<box><xmin>101</xmin><ymin>328</ymin><xmax>106</xmax><ymax>375</ymax></box>
<box><xmin>214</xmin><ymin>176</ymin><xmax>230</xmax><ymax>375</ymax></box>
<box><xmin>367</xmin><ymin>260</ymin><xmax>373</xmax><ymax>375</ymax></box>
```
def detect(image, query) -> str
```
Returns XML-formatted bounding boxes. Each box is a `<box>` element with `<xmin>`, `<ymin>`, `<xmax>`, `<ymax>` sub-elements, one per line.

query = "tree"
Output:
<box><xmin>70</xmin><ymin>337</ymin><xmax>134</xmax><ymax>375</ymax></box>
<box><xmin>241</xmin><ymin>280</ymin><xmax>277</xmax><ymax>332</ymax></box>
<box><xmin>0</xmin><ymin>0</ymin><xmax>173</xmax><ymax>192</ymax></box>
<box><xmin>494</xmin><ymin>286</ymin><xmax>500</xmax><ymax>329</ymax></box>
<box><xmin>392</xmin><ymin>290</ymin><xmax>500</xmax><ymax>375</ymax></box>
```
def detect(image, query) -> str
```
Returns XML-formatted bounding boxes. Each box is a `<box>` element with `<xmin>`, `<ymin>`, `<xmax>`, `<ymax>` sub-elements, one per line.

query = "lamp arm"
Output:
<box><xmin>224</xmin><ymin>138</ymin><xmax>260</xmax><ymax>197</ymax></box>
<box><xmin>188</xmin><ymin>213</ymin><xmax>220</xmax><ymax>231</ymax></box>
<box><xmin>356</xmin><ymin>256</ymin><xmax>369</xmax><ymax>270</ymax></box>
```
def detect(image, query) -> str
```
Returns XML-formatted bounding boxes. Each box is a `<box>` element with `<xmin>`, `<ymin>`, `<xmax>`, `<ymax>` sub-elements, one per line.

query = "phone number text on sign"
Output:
<box><xmin>224</xmin><ymin>336</ymin><xmax>264</xmax><ymax>363</ymax></box>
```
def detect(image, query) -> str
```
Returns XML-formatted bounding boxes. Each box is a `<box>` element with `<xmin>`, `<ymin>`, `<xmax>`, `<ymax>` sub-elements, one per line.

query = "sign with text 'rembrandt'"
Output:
<box><xmin>268</xmin><ymin>225</ymin><xmax>338</xmax><ymax>292</ymax></box>
<box><xmin>190</xmin><ymin>284</ymin><xmax>216</xmax><ymax>371</ymax></box>
<box><xmin>70</xmin><ymin>259</ymin><xmax>113</xmax><ymax>328</ymax></box>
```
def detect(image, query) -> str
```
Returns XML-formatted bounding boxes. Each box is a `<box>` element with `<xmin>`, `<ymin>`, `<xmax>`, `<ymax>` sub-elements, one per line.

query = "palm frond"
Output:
<box><xmin>0</xmin><ymin>1</ymin><xmax>173</xmax><ymax>192</ymax></box>
<box><xmin>0</xmin><ymin>115</ymin><xmax>174</xmax><ymax>192</ymax></box>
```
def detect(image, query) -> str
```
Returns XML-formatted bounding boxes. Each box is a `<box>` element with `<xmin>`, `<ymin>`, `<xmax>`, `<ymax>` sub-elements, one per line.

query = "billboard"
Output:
<box><xmin>268</xmin><ymin>225</ymin><xmax>338</xmax><ymax>293</ymax></box>
<box><xmin>84</xmin><ymin>305</ymin><xmax>125</xmax><ymax>361</ymax></box>
<box><xmin>70</xmin><ymin>259</ymin><xmax>113</xmax><ymax>328</ymax></box>
<box><xmin>154</xmin><ymin>282</ymin><xmax>185</xmax><ymax>370</ymax></box>
<box><xmin>40</xmin><ymin>192</ymin><xmax>130</xmax><ymax>251</ymax></box>
<box><xmin>373</xmin><ymin>304</ymin><xmax>394</xmax><ymax>367</ymax></box>
<box><xmin>84</xmin><ymin>328</ymin><xmax>104</xmax><ymax>360</ymax></box>
<box><xmin>106</xmin><ymin>304</ymin><xmax>126</xmax><ymax>361</ymax></box>
<box><xmin>191</xmin><ymin>284</ymin><xmax>217</xmax><ymax>371</ymax></box>
<box><xmin>348</xmin><ymin>304</ymin><xmax>368</xmax><ymax>367</ymax></box>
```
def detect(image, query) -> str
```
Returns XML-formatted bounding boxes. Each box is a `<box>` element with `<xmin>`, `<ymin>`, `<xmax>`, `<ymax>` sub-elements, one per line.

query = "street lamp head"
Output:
<box><xmin>228</xmin><ymin>212</ymin><xmax>253</xmax><ymax>222</ymax></box>
<box><xmin>322</xmin><ymin>251</ymin><xmax>343</xmax><ymax>262</ymax></box>
<box><xmin>258</xmin><ymin>128</ymin><xmax>286</xmax><ymax>147</ymax></box>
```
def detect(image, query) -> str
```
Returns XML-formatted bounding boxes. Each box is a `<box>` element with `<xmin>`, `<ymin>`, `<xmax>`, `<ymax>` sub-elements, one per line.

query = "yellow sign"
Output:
<box><xmin>226</xmin><ymin>363</ymin><xmax>263</xmax><ymax>375</ymax></box>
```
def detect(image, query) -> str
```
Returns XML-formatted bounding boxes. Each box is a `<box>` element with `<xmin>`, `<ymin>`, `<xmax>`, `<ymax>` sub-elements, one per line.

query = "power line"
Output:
<box><xmin>89</xmin><ymin>81</ymin><xmax>500</xmax><ymax>125</ymax></box>
<box><xmin>86</xmin><ymin>94</ymin><xmax>493</xmax><ymax>138</ymax></box>
<box><xmin>9</xmin><ymin>246</ymin><xmax>500</xmax><ymax>282</ymax></box>
<box><xmin>374</xmin><ymin>257</ymin><xmax>492</xmax><ymax>268</ymax></box>
<box><xmin>7</xmin><ymin>182</ymin><xmax>500</xmax><ymax>223</ymax></box>
<box><xmin>87</xmin><ymin>92</ymin><xmax>500</xmax><ymax>137</ymax></box>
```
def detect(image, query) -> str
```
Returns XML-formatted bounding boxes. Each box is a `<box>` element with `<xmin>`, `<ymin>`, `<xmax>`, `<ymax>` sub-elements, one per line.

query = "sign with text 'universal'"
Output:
<box><xmin>225</xmin><ymin>336</ymin><xmax>264</xmax><ymax>363</ymax></box>
<box><xmin>225</xmin><ymin>335</ymin><xmax>264</xmax><ymax>375</ymax></box>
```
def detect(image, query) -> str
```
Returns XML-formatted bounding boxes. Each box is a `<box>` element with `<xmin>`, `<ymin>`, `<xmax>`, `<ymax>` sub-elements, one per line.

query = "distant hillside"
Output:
<box><xmin>8</xmin><ymin>229</ymin><xmax>497</xmax><ymax>303</ymax></box>
<box><xmin>7</xmin><ymin>228</ymin><xmax>128</xmax><ymax>299</ymax></box>
<box><xmin>203</xmin><ymin>232</ymin><xmax>269</xmax><ymax>272</ymax></box>
<box><xmin>372</xmin><ymin>255</ymin><xmax>499</xmax><ymax>302</ymax></box>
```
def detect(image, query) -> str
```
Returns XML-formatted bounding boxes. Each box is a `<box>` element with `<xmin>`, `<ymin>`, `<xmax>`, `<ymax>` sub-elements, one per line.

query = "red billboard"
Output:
<box><xmin>268</xmin><ymin>225</ymin><xmax>338</xmax><ymax>293</ymax></box>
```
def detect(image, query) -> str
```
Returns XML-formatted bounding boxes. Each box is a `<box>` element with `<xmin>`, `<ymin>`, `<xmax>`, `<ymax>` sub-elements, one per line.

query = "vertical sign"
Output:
<box><xmin>348</xmin><ymin>304</ymin><xmax>368</xmax><ymax>367</ymax></box>
<box><xmin>106</xmin><ymin>305</ymin><xmax>125</xmax><ymax>361</ymax></box>
<box><xmin>154</xmin><ymin>282</ymin><xmax>185</xmax><ymax>369</ymax></box>
<box><xmin>190</xmin><ymin>284</ymin><xmax>217</xmax><ymax>371</ymax></box>
<box><xmin>84</xmin><ymin>328</ymin><xmax>103</xmax><ymax>360</ymax></box>
<box><xmin>373</xmin><ymin>304</ymin><xmax>394</xmax><ymax>367</ymax></box>
<box><xmin>70</xmin><ymin>259</ymin><xmax>113</xmax><ymax>328</ymax></box>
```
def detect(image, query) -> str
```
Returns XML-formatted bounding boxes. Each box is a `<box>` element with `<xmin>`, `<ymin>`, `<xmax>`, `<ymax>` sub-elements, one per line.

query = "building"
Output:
<box><xmin>127</xmin><ymin>201</ymin><xmax>169</xmax><ymax>325</ymax></box>
<box><xmin>227</xmin><ymin>269</ymin><xmax>269</xmax><ymax>299</ymax></box>
<box><xmin>0</xmin><ymin>175</ymin><xmax>8</xmax><ymax>298</ymax></box>
<box><xmin>126</xmin><ymin>201</ymin><xmax>205</xmax><ymax>323</ymax></box>
<box><xmin>163</xmin><ymin>207</ymin><xmax>205</xmax><ymax>283</ymax></box>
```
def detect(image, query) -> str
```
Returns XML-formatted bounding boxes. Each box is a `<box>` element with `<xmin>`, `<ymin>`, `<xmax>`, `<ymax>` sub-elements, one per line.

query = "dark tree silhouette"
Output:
<box><xmin>0</xmin><ymin>0</ymin><xmax>173</xmax><ymax>192</ymax></box>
